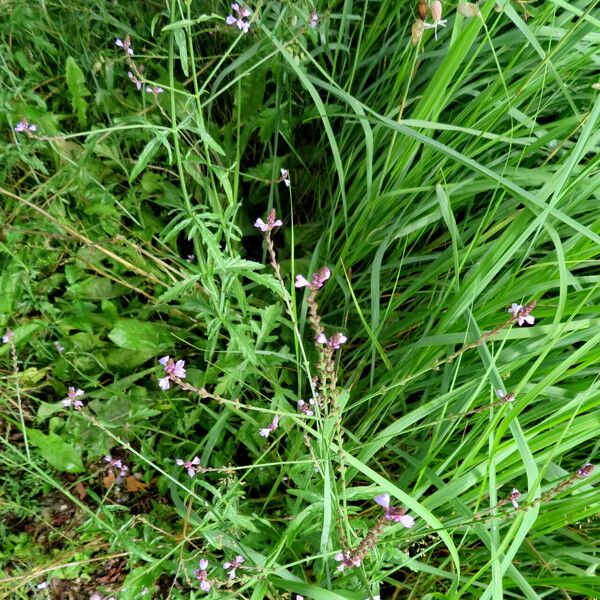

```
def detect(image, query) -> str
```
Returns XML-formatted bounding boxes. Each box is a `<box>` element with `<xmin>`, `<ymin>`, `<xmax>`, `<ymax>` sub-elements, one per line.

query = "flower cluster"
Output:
<box><xmin>176</xmin><ymin>456</ymin><xmax>201</xmax><ymax>477</ymax></box>
<box><xmin>14</xmin><ymin>119</ymin><xmax>37</xmax><ymax>133</ymax></box>
<box><xmin>495</xmin><ymin>389</ymin><xmax>515</xmax><ymax>404</ymax></box>
<box><xmin>115</xmin><ymin>36</ymin><xmax>134</xmax><ymax>56</ymax></box>
<box><xmin>508</xmin><ymin>301</ymin><xmax>536</xmax><ymax>326</ymax></box>
<box><xmin>226</xmin><ymin>3</ymin><xmax>251</xmax><ymax>33</ymax></box>
<box><xmin>309</xmin><ymin>10</ymin><xmax>319</xmax><ymax>28</ymax></box>
<box><xmin>254</xmin><ymin>209</ymin><xmax>282</xmax><ymax>233</ymax></box>
<box><xmin>577</xmin><ymin>463</ymin><xmax>594</xmax><ymax>478</ymax></box>
<box><xmin>103</xmin><ymin>455</ymin><xmax>129</xmax><ymax>478</ymax></box>
<box><xmin>158</xmin><ymin>355</ymin><xmax>186</xmax><ymax>390</ymax></box>
<box><xmin>115</xmin><ymin>34</ymin><xmax>164</xmax><ymax>97</ymax></box>
<box><xmin>334</xmin><ymin>549</ymin><xmax>362</xmax><ymax>572</ymax></box>
<box><xmin>62</xmin><ymin>387</ymin><xmax>84</xmax><ymax>410</ymax></box>
<box><xmin>259</xmin><ymin>415</ymin><xmax>280</xmax><ymax>438</ymax></box>
<box><xmin>374</xmin><ymin>493</ymin><xmax>415</xmax><ymax>528</ymax></box>
<box><xmin>509</xmin><ymin>488</ymin><xmax>521</xmax><ymax>509</ymax></box>
<box><xmin>194</xmin><ymin>558</ymin><xmax>212</xmax><ymax>592</ymax></box>
<box><xmin>297</xmin><ymin>398</ymin><xmax>315</xmax><ymax>416</ymax></box>
<box><xmin>295</xmin><ymin>266</ymin><xmax>331</xmax><ymax>290</ymax></box>
<box><xmin>192</xmin><ymin>554</ymin><xmax>247</xmax><ymax>592</ymax></box>
<box><xmin>146</xmin><ymin>84</ymin><xmax>164</xmax><ymax>96</ymax></box>
<box><xmin>335</xmin><ymin>495</ymin><xmax>415</xmax><ymax>573</ymax></box>
<box><xmin>128</xmin><ymin>71</ymin><xmax>142</xmax><ymax>90</ymax></box>
<box><xmin>316</xmin><ymin>332</ymin><xmax>347</xmax><ymax>350</ymax></box>
<box><xmin>279</xmin><ymin>168</ymin><xmax>290</xmax><ymax>188</ymax></box>
<box><xmin>2</xmin><ymin>329</ymin><xmax>13</xmax><ymax>344</ymax></box>
<box><xmin>223</xmin><ymin>554</ymin><xmax>244</xmax><ymax>579</ymax></box>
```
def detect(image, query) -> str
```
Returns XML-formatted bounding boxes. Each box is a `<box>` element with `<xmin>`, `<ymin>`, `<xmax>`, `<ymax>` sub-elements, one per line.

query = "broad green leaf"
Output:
<box><xmin>108</xmin><ymin>319</ymin><xmax>171</xmax><ymax>352</ymax></box>
<box><xmin>28</xmin><ymin>429</ymin><xmax>85</xmax><ymax>473</ymax></box>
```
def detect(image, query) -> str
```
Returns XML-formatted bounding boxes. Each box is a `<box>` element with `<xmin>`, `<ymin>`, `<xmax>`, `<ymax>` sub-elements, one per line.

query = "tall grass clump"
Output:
<box><xmin>1</xmin><ymin>0</ymin><xmax>599</xmax><ymax>598</ymax></box>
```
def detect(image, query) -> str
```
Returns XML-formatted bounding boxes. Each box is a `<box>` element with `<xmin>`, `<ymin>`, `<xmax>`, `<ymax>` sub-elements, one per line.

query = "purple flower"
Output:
<box><xmin>104</xmin><ymin>455</ymin><xmax>129</xmax><ymax>477</ymax></box>
<box><xmin>146</xmin><ymin>85</ymin><xmax>164</xmax><ymax>95</ymax></box>
<box><xmin>259</xmin><ymin>415</ymin><xmax>280</xmax><ymax>438</ymax></box>
<box><xmin>176</xmin><ymin>456</ymin><xmax>201</xmax><ymax>477</ymax></box>
<box><xmin>423</xmin><ymin>0</ymin><xmax>447</xmax><ymax>39</ymax></box>
<box><xmin>193</xmin><ymin>558</ymin><xmax>211</xmax><ymax>591</ymax></box>
<box><xmin>280</xmin><ymin>168</ymin><xmax>290</xmax><ymax>188</ymax></box>
<box><xmin>508</xmin><ymin>302</ymin><xmax>535</xmax><ymax>326</ymax></box>
<box><xmin>14</xmin><ymin>119</ymin><xmax>37</xmax><ymax>133</ymax></box>
<box><xmin>115</xmin><ymin>36</ymin><xmax>134</xmax><ymax>56</ymax></box>
<box><xmin>226</xmin><ymin>3</ymin><xmax>251</xmax><ymax>33</ymax></box>
<box><xmin>509</xmin><ymin>488</ymin><xmax>521</xmax><ymax>509</ymax></box>
<box><xmin>496</xmin><ymin>389</ymin><xmax>515</xmax><ymax>403</ymax></box>
<box><xmin>254</xmin><ymin>208</ymin><xmax>283</xmax><ymax>232</ymax></box>
<box><xmin>298</xmin><ymin>398</ymin><xmax>315</xmax><ymax>416</ymax></box>
<box><xmin>2</xmin><ymin>329</ymin><xmax>14</xmax><ymax>344</ymax></box>
<box><xmin>294</xmin><ymin>266</ymin><xmax>331</xmax><ymax>290</ymax></box>
<box><xmin>223</xmin><ymin>554</ymin><xmax>244</xmax><ymax>579</ymax></box>
<box><xmin>316</xmin><ymin>332</ymin><xmax>347</xmax><ymax>350</ymax></box>
<box><xmin>334</xmin><ymin>550</ymin><xmax>361</xmax><ymax>572</ymax></box>
<box><xmin>374</xmin><ymin>493</ymin><xmax>415</xmax><ymax>528</ymax></box>
<box><xmin>577</xmin><ymin>463</ymin><xmax>594</xmax><ymax>478</ymax></box>
<box><xmin>309</xmin><ymin>10</ymin><xmax>318</xmax><ymax>28</ymax></box>
<box><xmin>37</xmin><ymin>582</ymin><xmax>49</xmax><ymax>590</ymax></box>
<box><xmin>62</xmin><ymin>387</ymin><xmax>84</xmax><ymax>410</ymax></box>
<box><xmin>158</xmin><ymin>355</ymin><xmax>186</xmax><ymax>390</ymax></box>
<box><xmin>128</xmin><ymin>71</ymin><xmax>142</xmax><ymax>90</ymax></box>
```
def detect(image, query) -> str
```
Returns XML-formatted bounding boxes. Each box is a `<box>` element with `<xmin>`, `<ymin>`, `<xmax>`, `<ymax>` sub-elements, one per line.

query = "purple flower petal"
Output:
<box><xmin>295</xmin><ymin>275</ymin><xmax>311</xmax><ymax>288</ymax></box>
<box><xmin>374</xmin><ymin>493</ymin><xmax>390</xmax><ymax>509</ymax></box>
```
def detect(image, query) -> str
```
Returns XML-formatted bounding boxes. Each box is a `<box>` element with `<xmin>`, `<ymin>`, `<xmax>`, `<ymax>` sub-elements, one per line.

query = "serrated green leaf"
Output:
<box><xmin>65</xmin><ymin>56</ymin><xmax>90</xmax><ymax>125</ymax></box>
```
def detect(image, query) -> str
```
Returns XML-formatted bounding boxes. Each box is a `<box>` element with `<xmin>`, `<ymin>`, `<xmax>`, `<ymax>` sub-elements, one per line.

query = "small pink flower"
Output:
<box><xmin>309</xmin><ymin>10</ymin><xmax>318</xmax><ymax>28</ymax></box>
<box><xmin>193</xmin><ymin>558</ymin><xmax>211</xmax><ymax>592</ymax></box>
<box><xmin>104</xmin><ymin>455</ymin><xmax>129</xmax><ymax>477</ymax></box>
<box><xmin>374</xmin><ymin>493</ymin><xmax>415</xmax><ymax>528</ymax></box>
<box><xmin>423</xmin><ymin>0</ymin><xmax>447</xmax><ymax>39</ymax></box>
<box><xmin>158</xmin><ymin>355</ymin><xmax>186</xmax><ymax>389</ymax></box>
<box><xmin>115</xmin><ymin>36</ymin><xmax>134</xmax><ymax>56</ymax></box>
<box><xmin>280</xmin><ymin>168</ymin><xmax>290</xmax><ymax>187</ymax></box>
<box><xmin>509</xmin><ymin>488</ymin><xmax>521</xmax><ymax>509</ymax></box>
<box><xmin>62</xmin><ymin>387</ymin><xmax>85</xmax><ymax>410</ymax></box>
<box><xmin>2</xmin><ymin>329</ymin><xmax>14</xmax><ymax>344</ymax></box>
<box><xmin>295</xmin><ymin>274</ymin><xmax>311</xmax><ymax>288</ymax></box>
<box><xmin>223</xmin><ymin>554</ymin><xmax>244</xmax><ymax>579</ymax></box>
<box><xmin>577</xmin><ymin>463</ymin><xmax>594</xmax><ymax>478</ymax></box>
<box><xmin>176</xmin><ymin>456</ymin><xmax>201</xmax><ymax>477</ymax></box>
<box><xmin>146</xmin><ymin>85</ymin><xmax>164</xmax><ymax>95</ymax></box>
<box><xmin>298</xmin><ymin>398</ymin><xmax>315</xmax><ymax>416</ymax></box>
<box><xmin>37</xmin><ymin>582</ymin><xmax>49</xmax><ymax>590</ymax></box>
<box><xmin>226</xmin><ymin>3</ymin><xmax>251</xmax><ymax>33</ymax></box>
<box><xmin>334</xmin><ymin>550</ymin><xmax>361</xmax><ymax>572</ymax></box>
<box><xmin>14</xmin><ymin>119</ymin><xmax>37</xmax><ymax>133</ymax></box>
<box><xmin>316</xmin><ymin>332</ymin><xmax>347</xmax><ymax>350</ymax></box>
<box><xmin>508</xmin><ymin>302</ymin><xmax>535</xmax><ymax>326</ymax></box>
<box><xmin>295</xmin><ymin>267</ymin><xmax>331</xmax><ymax>290</ymax></box>
<box><xmin>259</xmin><ymin>415</ymin><xmax>280</xmax><ymax>438</ymax></box>
<box><xmin>496</xmin><ymin>389</ymin><xmax>515</xmax><ymax>403</ymax></box>
<box><xmin>128</xmin><ymin>71</ymin><xmax>142</xmax><ymax>90</ymax></box>
<box><xmin>254</xmin><ymin>209</ymin><xmax>283</xmax><ymax>232</ymax></box>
